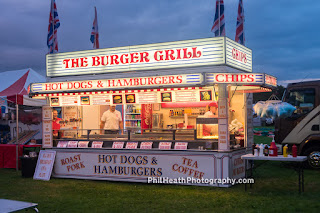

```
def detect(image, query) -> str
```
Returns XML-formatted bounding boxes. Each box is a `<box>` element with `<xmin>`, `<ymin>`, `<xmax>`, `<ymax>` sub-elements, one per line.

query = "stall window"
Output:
<box><xmin>285</xmin><ymin>88</ymin><xmax>315</xmax><ymax>115</ymax></box>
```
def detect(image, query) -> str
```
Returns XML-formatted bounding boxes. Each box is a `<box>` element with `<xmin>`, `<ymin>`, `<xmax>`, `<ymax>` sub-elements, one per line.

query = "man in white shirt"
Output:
<box><xmin>204</xmin><ymin>102</ymin><xmax>218</xmax><ymax>118</ymax></box>
<box><xmin>100</xmin><ymin>105</ymin><xmax>123</xmax><ymax>134</ymax></box>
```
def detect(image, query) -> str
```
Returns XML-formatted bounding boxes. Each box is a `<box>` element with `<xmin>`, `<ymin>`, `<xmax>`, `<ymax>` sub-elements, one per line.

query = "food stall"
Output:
<box><xmin>29</xmin><ymin>37</ymin><xmax>277</xmax><ymax>187</ymax></box>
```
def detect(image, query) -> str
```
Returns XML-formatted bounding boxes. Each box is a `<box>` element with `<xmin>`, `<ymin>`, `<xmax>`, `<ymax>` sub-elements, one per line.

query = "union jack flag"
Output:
<box><xmin>47</xmin><ymin>0</ymin><xmax>60</xmax><ymax>54</ymax></box>
<box><xmin>90</xmin><ymin>7</ymin><xmax>99</xmax><ymax>49</ymax></box>
<box><xmin>235</xmin><ymin>0</ymin><xmax>245</xmax><ymax>45</ymax></box>
<box><xmin>211</xmin><ymin>0</ymin><xmax>225</xmax><ymax>37</ymax></box>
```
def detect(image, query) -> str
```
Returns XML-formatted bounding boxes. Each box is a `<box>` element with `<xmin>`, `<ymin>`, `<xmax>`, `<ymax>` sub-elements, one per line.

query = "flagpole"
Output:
<box><xmin>52</xmin><ymin>0</ymin><xmax>55</xmax><ymax>53</ymax></box>
<box><xmin>218</xmin><ymin>1</ymin><xmax>221</xmax><ymax>36</ymax></box>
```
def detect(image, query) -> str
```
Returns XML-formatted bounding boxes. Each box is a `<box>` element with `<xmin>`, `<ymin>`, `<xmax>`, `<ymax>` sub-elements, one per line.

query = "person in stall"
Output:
<box><xmin>204</xmin><ymin>102</ymin><xmax>218</xmax><ymax>118</ymax></box>
<box><xmin>203</xmin><ymin>102</ymin><xmax>218</xmax><ymax>136</ymax></box>
<box><xmin>100</xmin><ymin>105</ymin><xmax>123</xmax><ymax>134</ymax></box>
<box><xmin>52</xmin><ymin>109</ymin><xmax>62</xmax><ymax>139</ymax></box>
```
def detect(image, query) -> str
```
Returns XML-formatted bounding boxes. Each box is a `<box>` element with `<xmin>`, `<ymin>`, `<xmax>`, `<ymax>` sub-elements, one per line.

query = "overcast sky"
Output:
<box><xmin>0</xmin><ymin>0</ymin><xmax>319</xmax><ymax>85</ymax></box>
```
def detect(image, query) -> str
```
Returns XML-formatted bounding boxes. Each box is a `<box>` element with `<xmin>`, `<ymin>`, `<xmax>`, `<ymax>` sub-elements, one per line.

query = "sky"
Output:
<box><xmin>0</xmin><ymin>0</ymin><xmax>319</xmax><ymax>86</ymax></box>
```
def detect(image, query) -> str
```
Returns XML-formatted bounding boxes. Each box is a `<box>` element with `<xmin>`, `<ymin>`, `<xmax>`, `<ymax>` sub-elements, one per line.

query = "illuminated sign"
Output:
<box><xmin>265</xmin><ymin>74</ymin><xmax>277</xmax><ymax>87</ymax></box>
<box><xmin>206</xmin><ymin>73</ymin><xmax>277</xmax><ymax>86</ymax></box>
<box><xmin>46</xmin><ymin>37</ymin><xmax>252</xmax><ymax>77</ymax></box>
<box><xmin>30</xmin><ymin>74</ymin><xmax>203</xmax><ymax>93</ymax></box>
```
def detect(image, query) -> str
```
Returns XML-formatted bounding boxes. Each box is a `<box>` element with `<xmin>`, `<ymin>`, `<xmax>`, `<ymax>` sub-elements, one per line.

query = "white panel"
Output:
<box><xmin>47</xmin><ymin>37</ymin><xmax>226</xmax><ymax>77</ymax></box>
<box><xmin>225</xmin><ymin>38</ymin><xmax>252</xmax><ymax>72</ymax></box>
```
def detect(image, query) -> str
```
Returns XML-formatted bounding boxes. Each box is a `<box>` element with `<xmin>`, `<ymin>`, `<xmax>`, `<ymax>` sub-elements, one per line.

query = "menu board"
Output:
<box><xmin>92</xmin><ymin>94</ymin><xmax>110</xmax><ymax>105</ymax></box>
<box><xmin>50</xmin><ymin>97</ymin><xmax>60</xmax><ymax>106</ymax></box>
<box><xmin>175</xmin><ymin>91</ymin><xmax>197</xmax><ymax>102</ymax></box>
<box><xmin>78</xmin><ymin>141</ymin><xmax>89</xmax><ymax>148</ymax></box>
<box><xmin>92</xmin><ymin>141</ymin><xmax>103</xmax><ymax>148</ymax></box>
<box><xmin>113</xmin><ymin>95</ymin><xmax>123</xmax><ymax>104</ymax></box>
<box><xmin>33</xmin><ymin>150</ymin><xmax>56</xmax><ymax>181</ymax></box>
<box><xmin>42</xmin><ymin>106</ymin><xmax>52</xmax><ymax>120</ymax></box>
<box><xmin>174</xmin><ymin>142</ymin><xmax>188</xmax><ymax>150</ymax></box>
<box><xmin>112</xmin><ymin>142</ymin><xmax>125</xmax><ymax>149</ymax></box>
<box><xmin>161</xmin><ymin>92</ymin><xmax>172</xmax><ymax>102</ymax></box>
<box><xmin>57</xmin><ymin>141</ymin><xmax>68</xmax><ymax>148</ymax></box>
<box><xmin>140</xmin><ymin>142</ymin><xmax>153</xmax><ymax>149</ymax></box>
<box><xmin>60</xmin><ymin>96</ymin><xmax>79</xmax><ymax>106</ymax></box>
<box><xmin>138</xmin><ymin>92</ymin><xmax>158</xmax><ymax>104</ymax></box>
<box><xmin>67</xmin><ymin>141</ymin><xmax>78</xmax><ymax>148</ymax></box>
<box><xmin>200</xmin><ymin>90</ymin><xmax>213</xmax><ymax>101</ymax></box>
<box><xmin>80</xmin><ymin>96</ymin><xmax>91</xmax><ymax>105</ymax></box>
<box><xmin>159</xmin><ymin>142</ymin><xmax>172</xmax><ymax>150</ymax></box>
<box><xmin>125</xmin><ymin>142</ymin><xmax>138</xmax><ymax>149</ymax></box>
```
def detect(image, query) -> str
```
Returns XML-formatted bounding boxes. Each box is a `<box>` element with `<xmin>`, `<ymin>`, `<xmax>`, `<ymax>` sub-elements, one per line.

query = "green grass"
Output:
<box><xmin>254</xmin><ymin>135</ymin><xmax>273</xmax><ymax>145</ymax></box>
<box><xmin>1</xmin><ymin>133</ymin><xmax>319</xmax><ymax>212</ymax></box>
<box><xmin>1</xmin><ymin>165</ymin><xmax>319</xmax><ymax>213</ymax></box>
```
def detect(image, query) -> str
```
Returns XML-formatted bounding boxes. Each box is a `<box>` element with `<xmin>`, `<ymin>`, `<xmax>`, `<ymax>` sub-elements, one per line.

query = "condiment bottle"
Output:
<box><xmin>252</xmin><ymin>143</ymin><xmax>256</xmax><ymax>155</ymax></box>
<box><xmin>269</xmin><ymin>136</ymin><xmax>278</xmax><ymax>157</ymax></box>
<box><xmin>264</xmin><ymin>145</ymin><xmax>269</xmax><ymax>156</ymax></box>
<box><xmin>255</xmin><ymin>144</ymin><xmax>260</xmax><ymax>156</ymax></box>
<box><xmin>283</xmin><ymin>144</ymin><xmax>288</xmax><ymax>157</ymax></box>
<box><xmin>259</xmin><ymin>144</ymin><xmax>264</xmax><ymax>156</ymax></box>
<box><xmin>292</xmin><ymin>144</ymin><xmax>297</xmax><ymax>157</ymax></box>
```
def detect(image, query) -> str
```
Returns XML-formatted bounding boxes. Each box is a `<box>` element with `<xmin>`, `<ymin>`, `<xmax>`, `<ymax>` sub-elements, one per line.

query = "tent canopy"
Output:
<box><xmin>0</xmin><ymin>68</ymin><xmax>46</xmax><ymax>106</ymax></box>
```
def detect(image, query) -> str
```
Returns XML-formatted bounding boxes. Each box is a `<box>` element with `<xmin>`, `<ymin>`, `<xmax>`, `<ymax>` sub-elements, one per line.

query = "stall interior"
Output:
<box><xmin>48</xmin><ymin>85</ymin><xmax>251</xmax><ymax>150</ymax></box>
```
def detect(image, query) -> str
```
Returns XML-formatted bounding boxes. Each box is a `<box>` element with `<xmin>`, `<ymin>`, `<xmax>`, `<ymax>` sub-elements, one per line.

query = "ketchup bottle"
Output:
<box><xmin>292</xmin><ymin>144</ymin><xmax>297</xmax><ymax>157</ymax></box>
<box><xmin>269</xmin><ymin>137</ymin><xmax>278</xmax><ymax>157</ymax></box>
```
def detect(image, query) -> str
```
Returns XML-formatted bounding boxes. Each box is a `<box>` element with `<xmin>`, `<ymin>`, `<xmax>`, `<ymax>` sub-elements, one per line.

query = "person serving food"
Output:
<box><xmin>100</xmin><ymin>105</ymin><xmax>123</xmax><ymax>134</ymax></box>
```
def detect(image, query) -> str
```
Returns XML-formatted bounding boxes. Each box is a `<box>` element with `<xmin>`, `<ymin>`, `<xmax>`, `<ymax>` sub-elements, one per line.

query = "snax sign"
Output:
<box><xmin>46</xmin><ymin>37</ymin><xmax>252</xmax><ymax>77</ymax></box>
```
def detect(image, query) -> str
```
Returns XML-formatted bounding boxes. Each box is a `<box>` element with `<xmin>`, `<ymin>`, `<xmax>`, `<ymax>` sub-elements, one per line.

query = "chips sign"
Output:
<box><xmin>46</xmin><ymin>37</ymin><xmax>252</xmax><ymax>77</ymax></box>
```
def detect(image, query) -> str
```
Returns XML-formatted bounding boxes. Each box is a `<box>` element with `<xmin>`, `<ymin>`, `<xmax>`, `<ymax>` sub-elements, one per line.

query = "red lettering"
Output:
<box><xmin>133</xmin><ymin>78</ymin><xmax>139</xmax><ymax>86</ymax></box>
<box><xmin>192</xmin><ymin>47</ymin><xmax>201</xmax><ymax>58</ymax></box>
<box><xmin>140</xmin><ymin>52</ymin><xmax>150</xmax><ymax>63</ymax></box>
<box><xmin>110</xmin><ymin>55</ymin><xmax>119</xmax><ymax>65</ymax></box>
<box><xmin>247</xmin><ymin>75</ymin><xmax>254</xmax><ymax>82</ymax></box>
<box><xmin>176</xmin><ymin>49</ymin><xmax>182</xmax><ymax>60</ymax></box>
<box><xmin>154</xmin><ymin>51</ymin><xmax>163</xmax><ymax>61</ymax></box>
<box><xmin>87</xmin><ymin>81</ymin><xmax>93</xmax><ymax>88</ymax></box>
<box><xmin>154</xmin><ymin>77</ymin><xmax>161</xmax><ymax>84</ymax></box>
<box><xmin>183</xmin><ymin>48</ymin><xmax>192</xmax><ymax>59</ymax></box>
<box><xmin>240</xmin><ymin>75</ymin><xmax>247</xmax><ymax>82</ymax></box>
<box><xmin>168</xmin><ymin>76</ymin><xmax>175</xmax><ymax>84</ymax></box>
<box><xmin>165</xmin><ymin>50</ymin><xmax>175</xmax><ymax>60</ymax></box>
<box><xmin>147</xmin><ymin>77</ymin><xmax>154</xmax><ymax>85</ymax></box>
<box><xmin>101</xmin><ymin>56</ymin><xmax>109</xmax><ymax>66</ymax></box>
<box><xmin>130</xmin><ymin>53</ymin><xmax>139</xmax><ymax>63</ymax></box>
<box><xmin>63</xmin><ymin>59</ymin><xmax>71</xmax><ymax>68</ymax></box>
<box><xmin>71</xmin><ymin>58</ymin><xmax>79</xmax><ymax>68</ymax></box>
<box><xmin>123</xmin><ymin>79</ymin><xmax>132</xmax><ymax>86</ymax></box>
<box><xmin>120</xmin><ymin>54</ymin><xmax>129</xmax><ymax>64</ymax></box>
<box><xmin>176</xmin><ymin>76</ymin><xmax>183</xmax><ymax>83</ymax></box>
<box><xmin>80</xmin><ymin>57</ymin><xmax>88</xmax><ymax>67</ymax></box>
<box><xmin>162</xmin><ymin>76</ymin><xmax>168</xmax><ymax>84</ymax></box>
<box><xmin>92</xmin><ymin>56</ymin><xmax>100</xmax><ymax>66</ymax></box>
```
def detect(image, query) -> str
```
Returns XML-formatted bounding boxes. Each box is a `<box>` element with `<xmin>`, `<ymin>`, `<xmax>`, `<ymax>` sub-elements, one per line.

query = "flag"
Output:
<box><xmin>90</xmin><ymin>7</ymin><xmax>99</xmax><ymax>49</ymax></box>
<box><xmin>47</xmin><ymin>0</ymin><xmax>60</xmax><ymax>54</ymax></box>
<box><xmin>211</xmin><ymin>0</ymin><xmax>225</xmax><ymax>37</ymax></box>
<box><xmin>235</xmin><ymin>0</ymin><xmax>245</xmax><ymax>45</ymax></box>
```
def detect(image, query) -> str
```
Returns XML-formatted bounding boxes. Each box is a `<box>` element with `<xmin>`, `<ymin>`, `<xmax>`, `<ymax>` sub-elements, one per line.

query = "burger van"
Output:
<box><xmin>275</xmin><ymin>80</ymin><xmax>320</xmax><ymax>168</ymax></box>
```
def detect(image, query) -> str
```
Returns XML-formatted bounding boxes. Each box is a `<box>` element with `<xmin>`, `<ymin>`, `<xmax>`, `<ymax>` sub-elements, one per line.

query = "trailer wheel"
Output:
<box><xmin>303</xmin><ymin>146</ymin><xmax>320</xmax><ymax>169</ymax></box>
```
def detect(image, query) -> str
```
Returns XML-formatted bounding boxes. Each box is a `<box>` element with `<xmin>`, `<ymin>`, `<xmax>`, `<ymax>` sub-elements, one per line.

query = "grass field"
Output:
<box><xmin>1</xmin><ymin>135</ymin><xmax>320</xmax><ymax>212</ymax></box>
